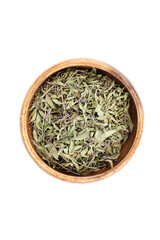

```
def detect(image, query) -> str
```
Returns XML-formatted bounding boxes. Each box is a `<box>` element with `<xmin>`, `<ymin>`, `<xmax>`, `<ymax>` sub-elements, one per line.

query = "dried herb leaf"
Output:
<box><xmin>46</xmin><ymin>95</ymin><xmax>55</xmax><ymax>109</ymax></box>
<box><xmin>69</xmin><ymin>141</ymin><xmax>74</xmax><ymax>155</ymax></box>
<box><xmin>50</xmin><ymin>145</ymin><xmax>59</xmax><ymax>160</ymax></box>
<box><xmin>74</xmin><ymin>130</ymin><xmax>89</xmax><ymax>140</ymax></box>
<box><xmin>98</xmin><ymin>129</ymin><xmax>119</xmax><ymax>144</ymax></box>
<box><xmin>81</xmin><ymin>148</ymin><xmax>88</xmax><ymax>157</ymax></box>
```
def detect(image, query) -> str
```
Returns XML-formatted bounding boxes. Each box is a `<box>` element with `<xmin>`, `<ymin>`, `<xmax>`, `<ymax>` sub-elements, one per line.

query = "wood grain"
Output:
<box><xmin>20</xmin><ymin>58</ymin><xmax>143</xmax><ymax>183</ymax></box>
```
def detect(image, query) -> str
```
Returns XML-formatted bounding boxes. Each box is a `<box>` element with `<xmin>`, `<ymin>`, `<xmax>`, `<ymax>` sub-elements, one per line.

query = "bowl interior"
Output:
<box><xmin>26</xmin><ymin>66</ymin><xmax>138</xmax><ymax>177</ymax></box>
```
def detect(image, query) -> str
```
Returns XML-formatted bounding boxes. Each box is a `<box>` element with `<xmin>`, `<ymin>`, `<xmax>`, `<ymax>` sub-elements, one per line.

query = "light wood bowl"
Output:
<box><xmin>20</xmin><ymin>58</ymin><xmax>143</xmax><ymax>183</ymax></box>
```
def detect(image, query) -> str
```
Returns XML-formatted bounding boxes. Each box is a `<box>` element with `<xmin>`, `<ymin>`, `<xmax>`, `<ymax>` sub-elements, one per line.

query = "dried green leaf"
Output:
<box><xmin>105</xmin><ymin>160</ymin><xmax>113</xmax><ymax>168</ymax></box>
<box><xmin>95</xmin><ymin>104</ymin><xmax>104</xmax><ymax>117</ymax></box>
<box><xmin>74</xmin><ymin>130</ymin><xmax>89</xmax><ymax>140</ymax></box>
<box><xmin>61</xmin><ymin>153</ymin><xmax>79</xmax><ymax>172</ymax></box>
<box><xmin>98</xmin><ymin>129</ymin><xmax>119</xmax><ymax>144</ymax></box>
<box><xmin>92</xmin><ymin>67</ymin><xmax>97</xmax><ymax>74</ymax></box>
<box><xmin>95</xmin><ymin>130</ymin><xmax>103</xmax><ymax>142</ymax></box>
<box><xmin>50</xmin><ymin>145</ymin><xmax>59</xmax><ymax>160</ymax></box>
<box><xmin>46</xmin><ymin>95</ymin><xmax>55</xmax><ymax>109</ymax></box>
<box><xmin>107</xmin><ymin>144</ymin><xmax>112</xmax><ymax>154</ymax></box>
<box><xmin>39</xmin><ymin>110</ymin><xmax>45</xmax><ymax>118</ymax></box>
<box><xmin>74</xmin><ymin>145</ymin><xmax>82</xmax><ymax>151</ymax></box>
<box><xmin>69</xmin><ymin>141</ymin><xmax>74</xmax><ymax>155</ymax></box>
<box><xmin>30</xmin><ymin>110</ymin><xmax>37</xmax><ymax>123</ymax></box>
<box><xmin>33</xmin><ymin>129</ymin><xmax>38</xmax><ymax>142</ymax></box>
<box><xmin>52</xmin><ymin>98</ymin><xmax>62</xmax><ymax>106</ymax></box>
<box><xmin>81</xmin><ymin>148</ymin><xmax>88</xmax><ymax>157</ymax></box>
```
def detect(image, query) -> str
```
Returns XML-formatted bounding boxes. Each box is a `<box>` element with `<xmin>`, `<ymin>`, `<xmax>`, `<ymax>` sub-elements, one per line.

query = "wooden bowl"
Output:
<box><xmin>20</xmin><ymin>58</ymin><xmax>143</xmax><ymax>183</ymax></box>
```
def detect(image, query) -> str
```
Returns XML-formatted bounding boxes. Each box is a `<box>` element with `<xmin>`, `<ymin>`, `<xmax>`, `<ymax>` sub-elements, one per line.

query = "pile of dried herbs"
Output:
<box><xmin>29</xmin><ymin>67</ymin><xmax>133</xmax><ymax>175</ymax></box>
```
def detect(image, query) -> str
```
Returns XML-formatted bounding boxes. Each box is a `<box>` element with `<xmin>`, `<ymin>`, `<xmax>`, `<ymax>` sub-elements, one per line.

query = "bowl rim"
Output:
<box><xmin>20</xmin><ymin>58</ymin><xmax>143</xmax><ymax>183</ymax></box>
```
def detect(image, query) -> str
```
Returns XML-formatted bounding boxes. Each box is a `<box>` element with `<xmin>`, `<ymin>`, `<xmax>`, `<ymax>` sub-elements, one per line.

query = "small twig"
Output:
<box><xmin>66</xmin><ymin>70</ymin><xmax>78</xmax><ymax>83</ymax></box>
<box><xmin>41</xmin><ymin>84</ymin><xmax>55</xmax><ymax>99</ymax></box>
<box><xmin>80</xmin><ymin>155</ymin><xmax>96</xmax><ymax>173</ymax></box>
<box><xmin>45</xmin><ymin>109</ymin><xmax>52</xmax><ymax>122</ymax></box>
<box><xmin>61</xmin><ymin>86</ymin><xmax>66</xmax><ymax>117</ymax></box>
<box><xmin>41</xmin><ymin>96</ymin><xmax>47</xmax><ymax>140</ymax></box>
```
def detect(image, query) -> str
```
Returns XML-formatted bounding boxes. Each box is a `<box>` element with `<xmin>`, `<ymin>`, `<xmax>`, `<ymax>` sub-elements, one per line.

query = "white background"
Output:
<box><xmin>0</xmin><ymin>1</ymin><xmax>160</xmax><ymax>239</ymax></box>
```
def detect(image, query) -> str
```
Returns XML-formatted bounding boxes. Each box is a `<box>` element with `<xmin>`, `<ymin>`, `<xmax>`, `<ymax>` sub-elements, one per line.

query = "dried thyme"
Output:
<box><xmin>29</xmin><ymin>67</ymin><xmax>133</xmax><ymax>175</ymax></box>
